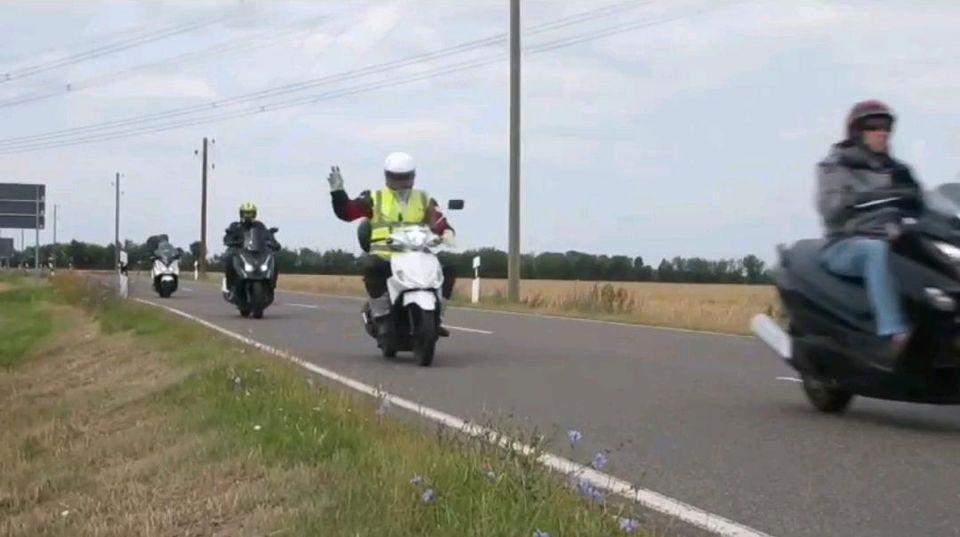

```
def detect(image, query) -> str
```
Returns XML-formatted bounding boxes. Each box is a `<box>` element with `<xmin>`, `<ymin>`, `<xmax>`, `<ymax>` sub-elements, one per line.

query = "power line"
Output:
<box><xmin>0</xmin><ymin>1</ymin><xmax>732</xmax><ymax>154</ymax></box>
<box><xmin>0</xmin><ymin>13</ymin><xmax>333</xmax><ymax>109</ymax></box>
<box><xmin>0</xmin><ymin>1</ymin><xmax>741</xmax><ymax>154</ymax></box>
<box><xmin>0</xmin><ymin>1</ymin><xmax>652</xmax><ymax>149</ymax></box>
<box><xmin>0</xmin><ymin>9</ymin><xmax>222</xmax><ymax>67</ymax></box>
<box><xmin>0</xmin><ymin>10</ymin><xmax>240</xmax><ymax>84</ymax></box>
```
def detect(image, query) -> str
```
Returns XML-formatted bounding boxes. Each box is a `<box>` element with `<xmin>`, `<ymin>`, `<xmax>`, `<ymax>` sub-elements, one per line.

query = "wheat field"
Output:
<box><xmin>275</xmin><ymin>274</ymin><xmax>779</xmax><ymax>335</ymax></box>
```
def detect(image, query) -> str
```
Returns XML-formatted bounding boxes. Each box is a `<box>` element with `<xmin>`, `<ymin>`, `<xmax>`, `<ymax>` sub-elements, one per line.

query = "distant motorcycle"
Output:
<box><xmin>222</xmin><ymin>226</ymin><xmax>279</xmax><ymax>319</ymax></box>
<box><xmin>150</xmin><ymin>243</ymin><xmax>183</xmax><ymax>298</ymax></box>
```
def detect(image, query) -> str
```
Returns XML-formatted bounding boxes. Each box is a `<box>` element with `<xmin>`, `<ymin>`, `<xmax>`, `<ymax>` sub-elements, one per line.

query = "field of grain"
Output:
<box><xmin>275</xmin><ymin>274</ymin><xmax>780</xmax><ymax>335</ymax></box>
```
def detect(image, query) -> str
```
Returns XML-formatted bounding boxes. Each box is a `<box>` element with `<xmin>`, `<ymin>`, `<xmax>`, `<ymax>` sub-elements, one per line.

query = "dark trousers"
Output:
<box><xmin>363</xmin><ymin>255</ymin><xmax>456</xmax><ymax>300</ymax></box>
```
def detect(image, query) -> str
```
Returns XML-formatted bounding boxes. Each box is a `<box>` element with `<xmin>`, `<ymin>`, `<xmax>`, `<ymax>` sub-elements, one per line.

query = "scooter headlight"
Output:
<box><xmin>260</xmin><ymin>262</ymin><xmax>269</xmax><ymax>272</ymax></box>
<box><xmin>244</xmin><ymin>261</ymin><xmax>254</xmax><ymax>272</ymax></box>
<box><xmin>934</xmin><ymin>241</ymin><xmax>960</xmax><ymax>262</ymax></box>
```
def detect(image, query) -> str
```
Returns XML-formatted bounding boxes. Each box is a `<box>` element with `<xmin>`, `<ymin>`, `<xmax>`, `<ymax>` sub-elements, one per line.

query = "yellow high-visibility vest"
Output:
<box><xmin>369</xmin><ymin>188</ymin><xmax>430</xmax><ymax>257</ymax></box>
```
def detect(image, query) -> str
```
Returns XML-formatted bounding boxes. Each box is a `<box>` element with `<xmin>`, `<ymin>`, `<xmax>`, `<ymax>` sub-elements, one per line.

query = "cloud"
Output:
<box><xmin>352</xmin><ymin>119</ymin><xmax>456</xmax><ymax>144</ymax></box>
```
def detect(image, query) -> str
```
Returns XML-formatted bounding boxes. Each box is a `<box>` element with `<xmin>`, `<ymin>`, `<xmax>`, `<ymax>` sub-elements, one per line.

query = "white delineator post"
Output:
<box><xmin>194</xmin><ymin>260</ymin><xmax>199</xmax><ymax>281</ymax></box>
<box><xmin>118</xmin><ymin>250</ymin><xmax>129</xmax><ymax>299</ymax></box>
<box><xmin>471</xmin><ymin>255</ymin><xmax>481</xmax><ymax>304</ymax></box>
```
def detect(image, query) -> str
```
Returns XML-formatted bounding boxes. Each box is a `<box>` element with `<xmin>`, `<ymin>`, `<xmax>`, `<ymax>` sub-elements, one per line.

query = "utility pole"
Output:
<box><xmin>53</xmin><ymin>204</ymin><xmax>58</xmax><ymax>245</ymax></box>
<box><xmin>200</xmin><ymin>136</ymin><xmax>209</xmax><ymax>275</ymax></box>
<box><xmin>507</xmin><ymin>0</ymin><xmax>522</xmax><ymax>302</ymax></box>
<box><xmin>114</xmin><ymin>172</ymin><xmax>120</xmax><ymax>272</ymax></box>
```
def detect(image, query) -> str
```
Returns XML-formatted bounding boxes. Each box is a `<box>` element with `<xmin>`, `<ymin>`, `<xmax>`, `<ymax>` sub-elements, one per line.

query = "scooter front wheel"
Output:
<box><xmin>413</xmin><ymin>309</ymin><xmax>438</xmax><ymax>367</ymax></box>
<box><xmin>801</xmin><ymin>374</ymin><xmax>854</xmax><ymax>413</ymax></box>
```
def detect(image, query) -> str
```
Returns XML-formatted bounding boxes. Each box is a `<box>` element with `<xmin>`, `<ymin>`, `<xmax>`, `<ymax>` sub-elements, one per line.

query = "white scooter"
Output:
<box><xmin>150</xmin><ymin>244</ymin><xmax>182</xmax><ymax>298</ymax></box>
<box><xmin>361</xmin><ymin>200</ymin><xmax>463</xmax><ymax>366</ymax></box>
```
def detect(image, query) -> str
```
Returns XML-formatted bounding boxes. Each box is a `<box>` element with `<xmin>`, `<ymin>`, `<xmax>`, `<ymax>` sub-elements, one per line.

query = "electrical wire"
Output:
<box><xmin>0</xmin><ymin>0</ymin><xmax>653</xmax><ymax>148</ymax></box>
<box><xmin>0</xmin><ymin>13</ymin><xmax>332</xmax><ymax>109</ymax></box>
<box><xmin>0</xmin><ymin>10</ymin><xmax>241</xmax><ymax>84</ymax></box>
<box><xmin>0</xmin><ymin>0</ymin><xmax>744</xmax><ymax>154</ymax></box>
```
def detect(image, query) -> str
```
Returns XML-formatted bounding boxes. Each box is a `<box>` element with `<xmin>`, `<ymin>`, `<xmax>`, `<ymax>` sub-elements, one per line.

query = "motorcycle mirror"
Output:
<box><xmin>447</xmin><ymin>199</ymin><xmax>465</xmax><ymax>210</ymax></box>
<box><xmin>269</xmin><ymin>227</ymin><xmax>279</xmax><ymax>234</ymax></box>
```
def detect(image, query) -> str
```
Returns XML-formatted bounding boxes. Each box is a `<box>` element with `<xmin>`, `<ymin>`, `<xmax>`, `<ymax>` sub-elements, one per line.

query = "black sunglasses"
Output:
<box><xmin>862</xmin><ymin>120</ymin><xmax>892</xmax><ymax>132</ymax></box>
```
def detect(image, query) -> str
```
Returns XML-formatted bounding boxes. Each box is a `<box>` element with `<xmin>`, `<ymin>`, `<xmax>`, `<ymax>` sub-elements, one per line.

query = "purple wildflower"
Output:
<box><xmin>567</xmin><ymin>429</ymin><xmax>583</xmax><ymax>446</ymax></box>
<box><xmin>591</xmin><ymin>451</ymin><xmax>609</xmax><ymax>471</ymax></box>
<box><xmin>421</xmin><ymin>488</ymin><xmax>436</xmax><ymax>503</ymax></box>
<box><xmin>619</xmin><ymin>517</ymin><xmax>640</xmax><ymax>533</ymax></box>
<box><xmin>576</xmin><ymin>479</ymin><xmax>605</xmax><ymax>502</ymax></box>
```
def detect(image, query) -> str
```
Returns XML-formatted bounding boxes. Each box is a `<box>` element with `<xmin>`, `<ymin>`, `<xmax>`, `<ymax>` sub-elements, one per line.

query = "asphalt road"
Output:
<box><xmin>131</xmin><ymin>276</ymin><xmax>960</xmax><ymax>537</ymax></box>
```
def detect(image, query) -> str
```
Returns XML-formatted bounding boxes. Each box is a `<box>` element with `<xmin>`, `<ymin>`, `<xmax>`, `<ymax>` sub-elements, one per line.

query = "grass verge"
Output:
<box><xmin>0</xmin><ymin>276</ymin><xmax>55</xmax><ymax>369</ymax></box>
<box><xmin>0</xmin><ymin>274</ymin><xmax>656</xmax><ymax>537</ymax></box>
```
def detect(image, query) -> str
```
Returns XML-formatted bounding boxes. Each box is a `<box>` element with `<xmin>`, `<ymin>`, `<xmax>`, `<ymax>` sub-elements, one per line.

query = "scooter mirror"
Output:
<box><xmin>448</xmin><ymin>199</ymin><xmax>465</xmax><ymax>210</ymax></box>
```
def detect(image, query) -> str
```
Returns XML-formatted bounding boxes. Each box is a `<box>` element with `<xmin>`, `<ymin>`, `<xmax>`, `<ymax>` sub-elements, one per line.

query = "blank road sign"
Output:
<box><xmin>0</xmin><ymin>238</ymin><xmax>12</xmax><ymax>258</ymax></box>
<box><xmin>0</xmin><ymin>183</ymin><xmax>45</xmax><ymax>230</ymax></box>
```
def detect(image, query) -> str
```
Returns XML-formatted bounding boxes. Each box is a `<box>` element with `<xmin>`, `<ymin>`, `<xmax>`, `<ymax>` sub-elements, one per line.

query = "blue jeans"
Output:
<box><xmin>821</xmin><ymin>238</ymin><xmax>908</xmax><ymax>336</ymax></box>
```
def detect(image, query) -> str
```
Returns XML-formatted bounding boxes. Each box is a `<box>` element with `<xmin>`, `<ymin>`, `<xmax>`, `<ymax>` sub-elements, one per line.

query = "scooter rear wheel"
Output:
<box><xmin>801</xmin><ymin>374</ymin><xmax>854</xmax><ymax>413</ymax></box>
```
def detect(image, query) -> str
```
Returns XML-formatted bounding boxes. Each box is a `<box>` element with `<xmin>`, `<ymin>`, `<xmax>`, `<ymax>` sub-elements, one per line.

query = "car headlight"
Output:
<box><xmin>935</xmin><ymin>241</ymin><xmax>960</xmax><ymax>262</ymax></box>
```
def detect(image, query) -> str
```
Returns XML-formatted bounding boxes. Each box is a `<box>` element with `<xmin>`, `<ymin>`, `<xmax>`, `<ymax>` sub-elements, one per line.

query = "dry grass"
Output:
<box><xmin>274</xmin><ymin>274</ymin><xmax>779</xmax><ymax>335</ymax></box>
<box><xmin>0</xmin><ymin>302</ymin><xmax>316</xmax><ymax>537</ymax></box>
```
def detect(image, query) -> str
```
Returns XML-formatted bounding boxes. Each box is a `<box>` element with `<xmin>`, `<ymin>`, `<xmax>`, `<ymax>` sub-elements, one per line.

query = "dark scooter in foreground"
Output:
<box><xmin>752</xmin><ymin>184</ymin><xmax>960</xmax><ymax>413</ymax></box>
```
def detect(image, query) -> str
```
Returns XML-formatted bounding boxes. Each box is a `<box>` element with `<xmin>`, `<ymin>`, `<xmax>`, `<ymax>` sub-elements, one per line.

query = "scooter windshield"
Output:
<box><xmin>243</xmin><ymin>228</ymin><xmax>270</xmax><ymax>254</ymax></box>
<box><xmin>929</xmin><ymin>183</ymin><xmax>960</xmax><ymax>217</ymax></box>
<box><xmin>155</xmin><ymin>242</ymin><xmax>178</xmax><ymax>264</ymax></box>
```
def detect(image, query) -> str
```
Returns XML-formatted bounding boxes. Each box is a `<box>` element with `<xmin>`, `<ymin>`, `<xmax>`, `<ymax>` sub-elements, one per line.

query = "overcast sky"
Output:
<box><xmin>0</xmin><ymin>0</ymin><xmax>958</xmax><ymax>264</ymax></box>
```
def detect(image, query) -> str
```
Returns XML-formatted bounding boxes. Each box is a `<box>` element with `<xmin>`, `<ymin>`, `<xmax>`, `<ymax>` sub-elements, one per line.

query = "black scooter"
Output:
<box><xmin>752</xmin><ymin>184</ymin><xmax>960</xmax><ymax>413</ymax></box>
<box><xmin>221</xmin><ymin>226</ymin><xmax>280</xmax><ymax>319</ymax></box>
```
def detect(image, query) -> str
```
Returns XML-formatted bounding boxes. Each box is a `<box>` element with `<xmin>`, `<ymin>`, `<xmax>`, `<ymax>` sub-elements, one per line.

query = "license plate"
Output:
<box><xmin>161</xmin><ymin>275</ymin><xmax>174</xmax><ymax>281</ymax></box>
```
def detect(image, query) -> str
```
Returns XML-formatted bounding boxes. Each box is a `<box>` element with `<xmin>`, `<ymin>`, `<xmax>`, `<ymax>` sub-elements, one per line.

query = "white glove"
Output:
<box><xmin>327</xmin><ymin>166</ymin><xmax>344</xmax><ymax>192</ymax></box>
<box><xmin>441</xmin><ymin>229</ymin><xmax>456</xmax><ymax>246</ymax></box>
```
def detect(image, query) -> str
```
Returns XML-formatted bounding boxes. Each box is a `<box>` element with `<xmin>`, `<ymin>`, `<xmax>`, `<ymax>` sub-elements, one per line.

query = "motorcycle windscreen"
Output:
<box><xmin>154</xmin><ymin>242</ymin><xmax>178</xmax><ymax>266</ymax></box>
<box><xmin>242</xmin><ymin>228</ymin><xmax>273</xmax><ymax>265</ymax></box>
<box><xmin>928</xmin><ymin>184</ymin><xmax>960</xmax><ymax>218</ymax></box>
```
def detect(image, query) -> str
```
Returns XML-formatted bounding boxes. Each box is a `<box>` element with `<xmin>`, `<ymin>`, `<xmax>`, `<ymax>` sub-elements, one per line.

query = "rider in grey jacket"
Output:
<box><xmin>815</xmin><ymin>100</ymin><xmax>924</xmax><ymax>357</ymax></box>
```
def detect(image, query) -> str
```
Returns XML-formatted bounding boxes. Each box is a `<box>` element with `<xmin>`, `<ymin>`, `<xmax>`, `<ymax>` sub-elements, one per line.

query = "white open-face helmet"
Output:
<box><xmin>384</xmin><ymin>151</ymin><xmax>416</xmax><ymax>187</ymax></box>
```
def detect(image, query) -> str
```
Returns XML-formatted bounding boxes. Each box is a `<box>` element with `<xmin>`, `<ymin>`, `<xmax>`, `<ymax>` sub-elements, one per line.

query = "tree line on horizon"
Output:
<box><xmin>7</xmin><ymin>240</ymin><xmax>775</xmax><ymax>285</ymax></box>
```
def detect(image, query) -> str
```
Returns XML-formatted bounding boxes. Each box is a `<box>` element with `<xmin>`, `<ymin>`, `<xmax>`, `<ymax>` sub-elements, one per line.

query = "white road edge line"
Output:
<box><xmin>133</xmin><ymin>297</ymin><xmax>773</xmax><ymax>537</ymax></box>
<box><xmin>776</xmin><ymin>376</ymin><xmax>802</xmax><ymax>383</ymax></box>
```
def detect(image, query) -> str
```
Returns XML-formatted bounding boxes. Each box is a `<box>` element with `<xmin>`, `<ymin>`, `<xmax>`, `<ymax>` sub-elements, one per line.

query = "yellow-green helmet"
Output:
<box><xmin>239</xmin><ymin>202</ymin><xmax>257</xmax><ymax>222</ymax></box>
